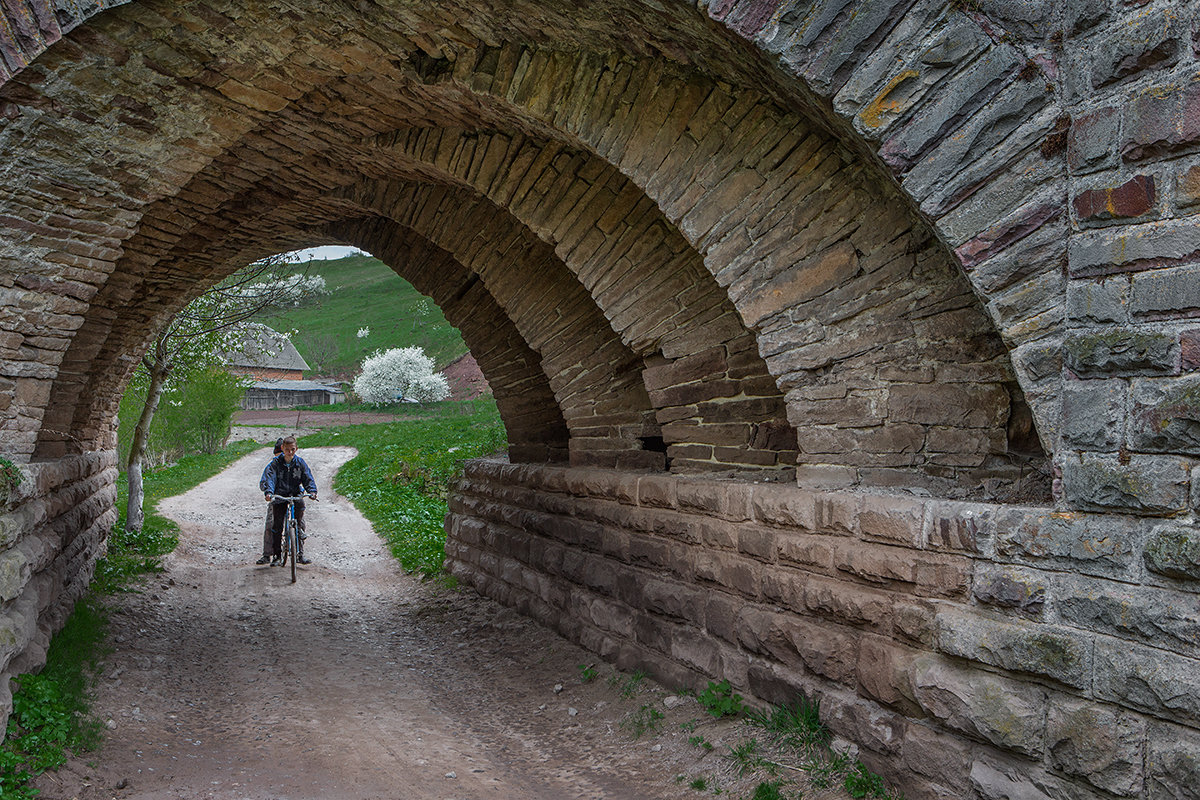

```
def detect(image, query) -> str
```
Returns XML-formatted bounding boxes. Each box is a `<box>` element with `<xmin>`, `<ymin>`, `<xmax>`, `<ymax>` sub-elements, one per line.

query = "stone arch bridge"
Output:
<box><xmin>1</xmin><ymin>1</ymin><xmax>1198</xmax><ymax>797</ymax></box>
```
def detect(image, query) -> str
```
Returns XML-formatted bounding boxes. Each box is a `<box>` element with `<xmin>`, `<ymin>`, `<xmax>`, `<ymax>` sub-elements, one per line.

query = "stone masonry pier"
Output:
<box><xmin>2</xmin><ymin>1</ymin><xmax>1200</xmax><ymax>798</ymax></box>
<box><xmin>446</xmin><ymin>460</ymin><xmax>1199</xmax><ymax>800</ymax></box>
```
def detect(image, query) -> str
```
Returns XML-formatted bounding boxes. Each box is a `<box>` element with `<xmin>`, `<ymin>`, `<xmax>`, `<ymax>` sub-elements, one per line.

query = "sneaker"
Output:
<box><xmin>297</xmin><ymin>554</ymin><xmax>311</xmax><ymax>565</ymax></box>
<box><xmin>270</xmin><ymin>556</ymin><xmax>282</xmax><ymax>566</ymax></box>
<box><xmin>256</xmin><ymin>555</ymin><xmax>271</xmax><ymax>565</ymax></box>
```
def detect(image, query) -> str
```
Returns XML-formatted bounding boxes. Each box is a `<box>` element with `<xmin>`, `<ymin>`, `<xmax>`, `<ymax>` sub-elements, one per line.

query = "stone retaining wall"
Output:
<box><xmin>0</xmin><ymin>451</ymin><xmax>116</xmax><ymax>715</ymax></box>
<box><xmin>446</xmin><ymin>458</ymin><xmax>1200</xmax><ymax>800</ymax></box>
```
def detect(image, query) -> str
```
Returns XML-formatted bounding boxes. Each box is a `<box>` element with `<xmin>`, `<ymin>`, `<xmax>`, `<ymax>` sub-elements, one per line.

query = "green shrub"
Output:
<box><xmin>697</xmin><ymin>679</ymin><xmax>745</xmax><ymax>718</ymax></box>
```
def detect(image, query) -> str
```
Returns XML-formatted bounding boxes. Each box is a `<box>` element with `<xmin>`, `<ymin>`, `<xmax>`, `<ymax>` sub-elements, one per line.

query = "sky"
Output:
<box><xmin>283</xmin><ymin>245</ymin><xmax>365</xmax><ymax>262</ymax></box>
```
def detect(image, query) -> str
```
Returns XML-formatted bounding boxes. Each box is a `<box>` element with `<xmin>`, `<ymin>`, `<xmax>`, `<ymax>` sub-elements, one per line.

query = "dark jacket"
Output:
<box><xmin>259</xmin><ymin>454</ymin><xmax>318</xmax><ymax>498</ymax></box>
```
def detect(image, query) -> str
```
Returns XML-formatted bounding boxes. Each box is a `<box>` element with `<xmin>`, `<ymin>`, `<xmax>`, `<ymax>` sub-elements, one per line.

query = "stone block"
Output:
<box><xmin>855</xmin><ymin>635</ymin><xmax>918</xmax><ymax>712</ymax></box>
<box><xmin>936</xmin><ymin>609</ymin><xmax>1091</xmax><ymax>688</ymax></box>
<box><xmin>1069</xmin><ymin>219</ymin><xmax>1200</xmax><ymax>278</ymax></box>
<box><xmin>1068</xmin><ymin>105</ymin><xmax>1121</xmax><ymax>174</ymax></box>
<box><xmin>833</xmin><ymin>541</ymin><xmax>915</xmax><ymax>587</ymax></box>
<box><xmin>1144</xmin><ymin>523</ymin><xmax>1200</xmax><ymax>582</ymax></box>
<box><xmin>1046</xmin><ymin>697</ymin><xmax>1145</xmax><ymax>796</ymax></box>
<box><xmin>1094</xmin><ymin>638</ymin><xmax>1200</xmax><ymax>727</ymax></box>
<box><xmin>774</xmin><ymin>531</ymin><xmax>833</xmax><ymax>569</ymax></box>
<box><xmin>970</xmin><ymin>755</ymin><xmax>1109</xmax><ymax>800</ymax></box>
<box><xmin>887</xmin><ymin>383</ymin><xmax>1009</xmax><ymax>428</ymax></box>
<box><xmin>911</xmin><ymin>656</ymin><xmax>1046</xmax><ymax>757</ymax></box>
<box><xmin>1064</xmin><ymin>329</ymin><xmax>1177</xmax><ymax>377</ymax></box>
<box><xmin>1066</xmin><ymin>276</ymin><xmax>1127</xmax><ymax>326</ymax></box>
<box><xmin>751</xmin><ymin>483</ymin><xmax>816</xmax><ymax>530</ymax></box>
<box><xmin>893</xmin><ymin>601</ymin><xmax>935</xmax><ymax>647</ymax></box>
<box><xmin>1062</xmin><ymin>378</ymin><xmax>1124</xmax><ymax>450</ymax></box>
<box><xmin>858</xmin><ymin>493</ymin><xmax>925</xmax><ymax>547</ymax></box>
<box><xmin>1061</xmin><ymin>454</ymin><xmax>1191</xmax><ymax>516</ymax></box>
<box><xmin>1147</xmin><ymin>721</ymin><xmax>1200</xmax><ymax>800</ymax></box>
<box><xmin>924</xmin><ymin>500</ymin><xmax>996</xmax><ymax>556</ymax></box>
<box><xmin>1055</xmin><ymin>571</ymin><xmax>1200</xmax><ymax>656</ymax></box>
<box><xmin>824</xmin><ymin>698</ymin><xmax>908</xmax><ymax>757</ymax></box>
<box><xmin>1130</xmin><ymin>376</ymin><xmax>1200</xmax><ymax>454</ymax></box>
<box><xmin>1065</xmin><ymin>0</ymin><xmax>1108</xmax><ymax>35</ymax></box>
<box><xmin>695</xmin><ymin>550</ymin><xmax>760</xmax><ymax>598</ymax></box>
<box><xmin>636</xmin><ymin>475</ymin><xmax>676</xmax><ymax>509</ymax></box>
<box><xmin>972</xmin><ymin>565</ymin><xmax>1046</xmax><ymax>617</ymax></box>
<box><xmin>1073</xmin><ymin>174</ymin><xmax>1156</xmax><ymax>225</ymax></box>
<box><xmin>1123</xmin><ymin>81</ymin><xmax>1200</xmax><ymax>162</ymax></box>
<box><xmin>1091</xmin><ymin>9</ymin><xmax>1183</xmax><ymax>89</ymax></box>
<box><xmin>901</xmin><ymin>721</ymin><xmax>973</xmax><ymax>789</ymax></box>
<box><xmin>1177</xmin><ymin>164</ymin><xmax>1200</xmax><ymax>209</ymax></box>
<box><xmin>1180</xmin><ymin>329</ymin><xmax>1200</xmax><ymax>372</ymax></box>
<box><xmin>813</xmin><ymin>492</ymin><xmax>859</xmax><ymax>535</ymax></box>
<box><xmin>737</xmin><ymin>525</ymin><xmax>776</xmax><ymax>562</ymax></box>
<box><xmin>1134</xmin><ymin>266</ymin><xmax>1200</xmax><ymax>322</ymax></box>
<box><xmin>803</xmin><ymin>575</ymin><xmax>890</xmax><ymax>630</ymax></box>
<box><xmin>994</xmin><ymin>507</ymin><xmax>1140</xmax><ymax>578</ymax></box>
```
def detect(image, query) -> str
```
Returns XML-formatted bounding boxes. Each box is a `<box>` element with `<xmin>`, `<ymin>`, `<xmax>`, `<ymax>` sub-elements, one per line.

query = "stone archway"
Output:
<box><xmin>2</xmin><ymin>2</ymin><xmax>1199</xmax><ymax>798</ymax></box>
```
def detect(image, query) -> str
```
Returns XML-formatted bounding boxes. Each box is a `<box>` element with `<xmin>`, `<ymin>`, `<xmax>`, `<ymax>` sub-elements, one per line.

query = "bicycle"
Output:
<box><xmin>267</xmin><ymin>495</ymin><xmax>315</xmax><ymax>583</ymax></box>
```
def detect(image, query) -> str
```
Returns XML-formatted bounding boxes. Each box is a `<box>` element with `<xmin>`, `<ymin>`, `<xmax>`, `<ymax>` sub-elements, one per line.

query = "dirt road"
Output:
<box><xmin>36</xmin><ymin>447</ymin><xmax>786</xmax><ymax>800</ymax></box>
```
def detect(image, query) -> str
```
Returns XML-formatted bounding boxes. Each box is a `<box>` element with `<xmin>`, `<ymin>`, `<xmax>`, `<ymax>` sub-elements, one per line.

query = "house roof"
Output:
<box><xmin>222</xmin><ymin>323</ymin><xmax>310</xmax><ymax>372</ymax></box>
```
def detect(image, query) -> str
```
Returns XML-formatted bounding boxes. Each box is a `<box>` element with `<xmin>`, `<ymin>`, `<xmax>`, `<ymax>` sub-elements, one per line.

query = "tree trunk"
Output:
<box><xmin>126</xmin><ymin>342</ymin><xmax>170</xmax><ymax>533</ymax></box>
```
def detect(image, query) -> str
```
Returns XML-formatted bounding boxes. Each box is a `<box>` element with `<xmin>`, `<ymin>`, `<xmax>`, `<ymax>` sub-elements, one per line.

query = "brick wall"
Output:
<box><xmin>447</xmin><ymin>459</ymin><xmax>1200</xmax><ymax>800</ymax></box>
<box><xmin>0</xmin><ymin>452</ymin><xmax>115</xmax><ymax>718</ymax></box>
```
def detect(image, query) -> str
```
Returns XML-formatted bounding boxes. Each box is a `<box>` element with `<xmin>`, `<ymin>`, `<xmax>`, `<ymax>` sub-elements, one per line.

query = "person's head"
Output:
<box><xmin>280</xmin><ymin>435</ymin><xmax>298</xmax><ymax>462</ymax></box>
<box><xmin>273</xmin><ymin>437</ymin><xmax>284</xmax><ymax>455</ymax></box>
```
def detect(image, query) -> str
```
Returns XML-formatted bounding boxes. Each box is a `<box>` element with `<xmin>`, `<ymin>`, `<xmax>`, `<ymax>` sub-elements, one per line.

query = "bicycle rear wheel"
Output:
<box><xmin>287</xmin><ymin>519</ymin><xmax>298</xmax><ymax>583</ymax></box>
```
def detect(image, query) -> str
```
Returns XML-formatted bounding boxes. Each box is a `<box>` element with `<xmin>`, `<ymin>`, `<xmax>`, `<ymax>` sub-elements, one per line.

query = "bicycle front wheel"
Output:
<box><xmin>287</xmin><ymin>519</ymin><xmax>298</xmax><ymax>583</ymax></box>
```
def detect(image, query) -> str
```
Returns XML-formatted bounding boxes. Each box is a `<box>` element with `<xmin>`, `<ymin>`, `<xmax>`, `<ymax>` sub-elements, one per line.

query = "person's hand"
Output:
<box><xmin>308</xmin><ymin>494</ymin><xmax>318</xmax><ymax>501</ymax></box>
<box><xmin>264</xmin><ymin>493</ymin><xmax>272</xmax><ymax>501</ymax></box>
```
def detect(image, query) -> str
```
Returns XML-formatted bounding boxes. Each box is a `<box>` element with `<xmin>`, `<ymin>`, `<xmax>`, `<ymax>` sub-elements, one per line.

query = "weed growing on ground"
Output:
<box><xmin>845</xmin><ymin>760</ymin><xmax>890</xmax><ymax>798</ymax></box>
<box><xmin>747</xmin><ymin>697</ymin><xmax>829</xmax><ymax>753</ymax></box>
<box><xmin>620</xmin><ymin>704</ymin><xmax>665</xmax><ymax>739</ymax></box>
<box><xmin>728</xmin><ymin>738</ymin><xmax>764</xmax><ymax>776</ymax></box>
<box><xmin>751</xmin><ymin>779</ymin><xmax>793</xmax><ymax>800</ymax></box>
<box><xmin>577</xmin><ymin>663</ymin><xmax>597</xmax><ymax>683</ymax></box>
<box><xmin>688</xmin><ymin>734</ymin><xmax>714</xmax><ymax>752</ymax></box>
<box><xmin>690</xmin><ymin>776</ymin><xmax>709</xmax><ymax>790</ymax></box>
<box><xmin>697</xmin><ymin>679</ymin><xmax>745</xmax><ymax>718</ymax></box>
<box><xmin>619</xmin><ymin>671</ymin><xmax>648</xmax><ymax>695</ymax></box>
<box><xmin>803</xmin><ymin>748</ymin><xmax>855</xmax><ymax>789</ymax></box>
<box><xmin>680</xmin><ymin>719</ymin><xmax>697</xmax><ymax>732</ymax></box>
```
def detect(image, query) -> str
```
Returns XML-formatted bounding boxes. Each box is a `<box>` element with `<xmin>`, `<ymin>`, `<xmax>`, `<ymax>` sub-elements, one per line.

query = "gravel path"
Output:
<box><xmin>33</xmin><ymin>446</ymin><xmax>817</xmax><ymax>799</ymax></box>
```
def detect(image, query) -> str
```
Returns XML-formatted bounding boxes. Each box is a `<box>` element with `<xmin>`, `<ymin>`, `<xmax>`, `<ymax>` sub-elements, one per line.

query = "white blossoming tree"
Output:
<box><xmin>353</xmin><ymin>346</ymin><xmax>450</xmax><ymax>405</ymax></box>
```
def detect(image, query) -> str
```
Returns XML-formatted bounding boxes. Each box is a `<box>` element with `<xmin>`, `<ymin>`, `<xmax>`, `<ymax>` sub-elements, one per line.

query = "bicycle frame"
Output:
<box><xmin>270</xmin><ymin>496</ymin><xmax>312</xmax><ymax>583</ymax></box>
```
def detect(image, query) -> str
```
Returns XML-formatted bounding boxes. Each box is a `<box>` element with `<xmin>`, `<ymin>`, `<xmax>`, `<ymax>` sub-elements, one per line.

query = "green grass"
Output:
<box><xmin>1</xmin><ymin>599</ymin><xmax>107</xmax><ymax>799</ymax></box>
<box><xmin>261</xmin><ymin>254</ymin><xmax>468</xmax><ymax>378</ymax></box>
<box><xmin>747</xmin><ymin>697</ymin><xmax>829</xmax><ymax>752</ymax></box>
<box><xmin>3</xmin><ymin>438</ymin><xmax>263</xmax><ymax>797</ymax></box>
<box><xmin>298</xmin><ymin>398</ymin><xmax>506</xmax><ymax>575</ymax></box>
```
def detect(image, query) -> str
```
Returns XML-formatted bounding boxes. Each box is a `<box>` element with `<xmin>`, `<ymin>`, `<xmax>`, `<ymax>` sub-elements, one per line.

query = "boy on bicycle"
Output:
<box><xmin>259</xmin><ymin>435</ymin><xmax>318</xmax><ymax>566</ymax></box>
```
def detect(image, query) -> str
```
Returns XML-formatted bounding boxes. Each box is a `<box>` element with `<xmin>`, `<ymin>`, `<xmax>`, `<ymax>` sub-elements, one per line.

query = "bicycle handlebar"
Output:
<box><xmin>266</xmin><ymin>495</ymin><xmax>317</xmax><ymax>501</ymax></box>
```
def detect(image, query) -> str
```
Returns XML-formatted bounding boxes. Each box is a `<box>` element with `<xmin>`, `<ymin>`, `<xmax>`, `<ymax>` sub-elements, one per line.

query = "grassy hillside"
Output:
<box><xmin>261</xmin><ymin>254</ymin><xmax>468</xmax><ymax>379</ymax></box>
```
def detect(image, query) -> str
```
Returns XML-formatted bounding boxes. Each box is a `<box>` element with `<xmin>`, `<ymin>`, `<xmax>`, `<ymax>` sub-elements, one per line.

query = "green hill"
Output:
<box><xmin>261</xmin><ymin>254</ymin><xmax>468</xmax><ymax>380</ymax></box>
